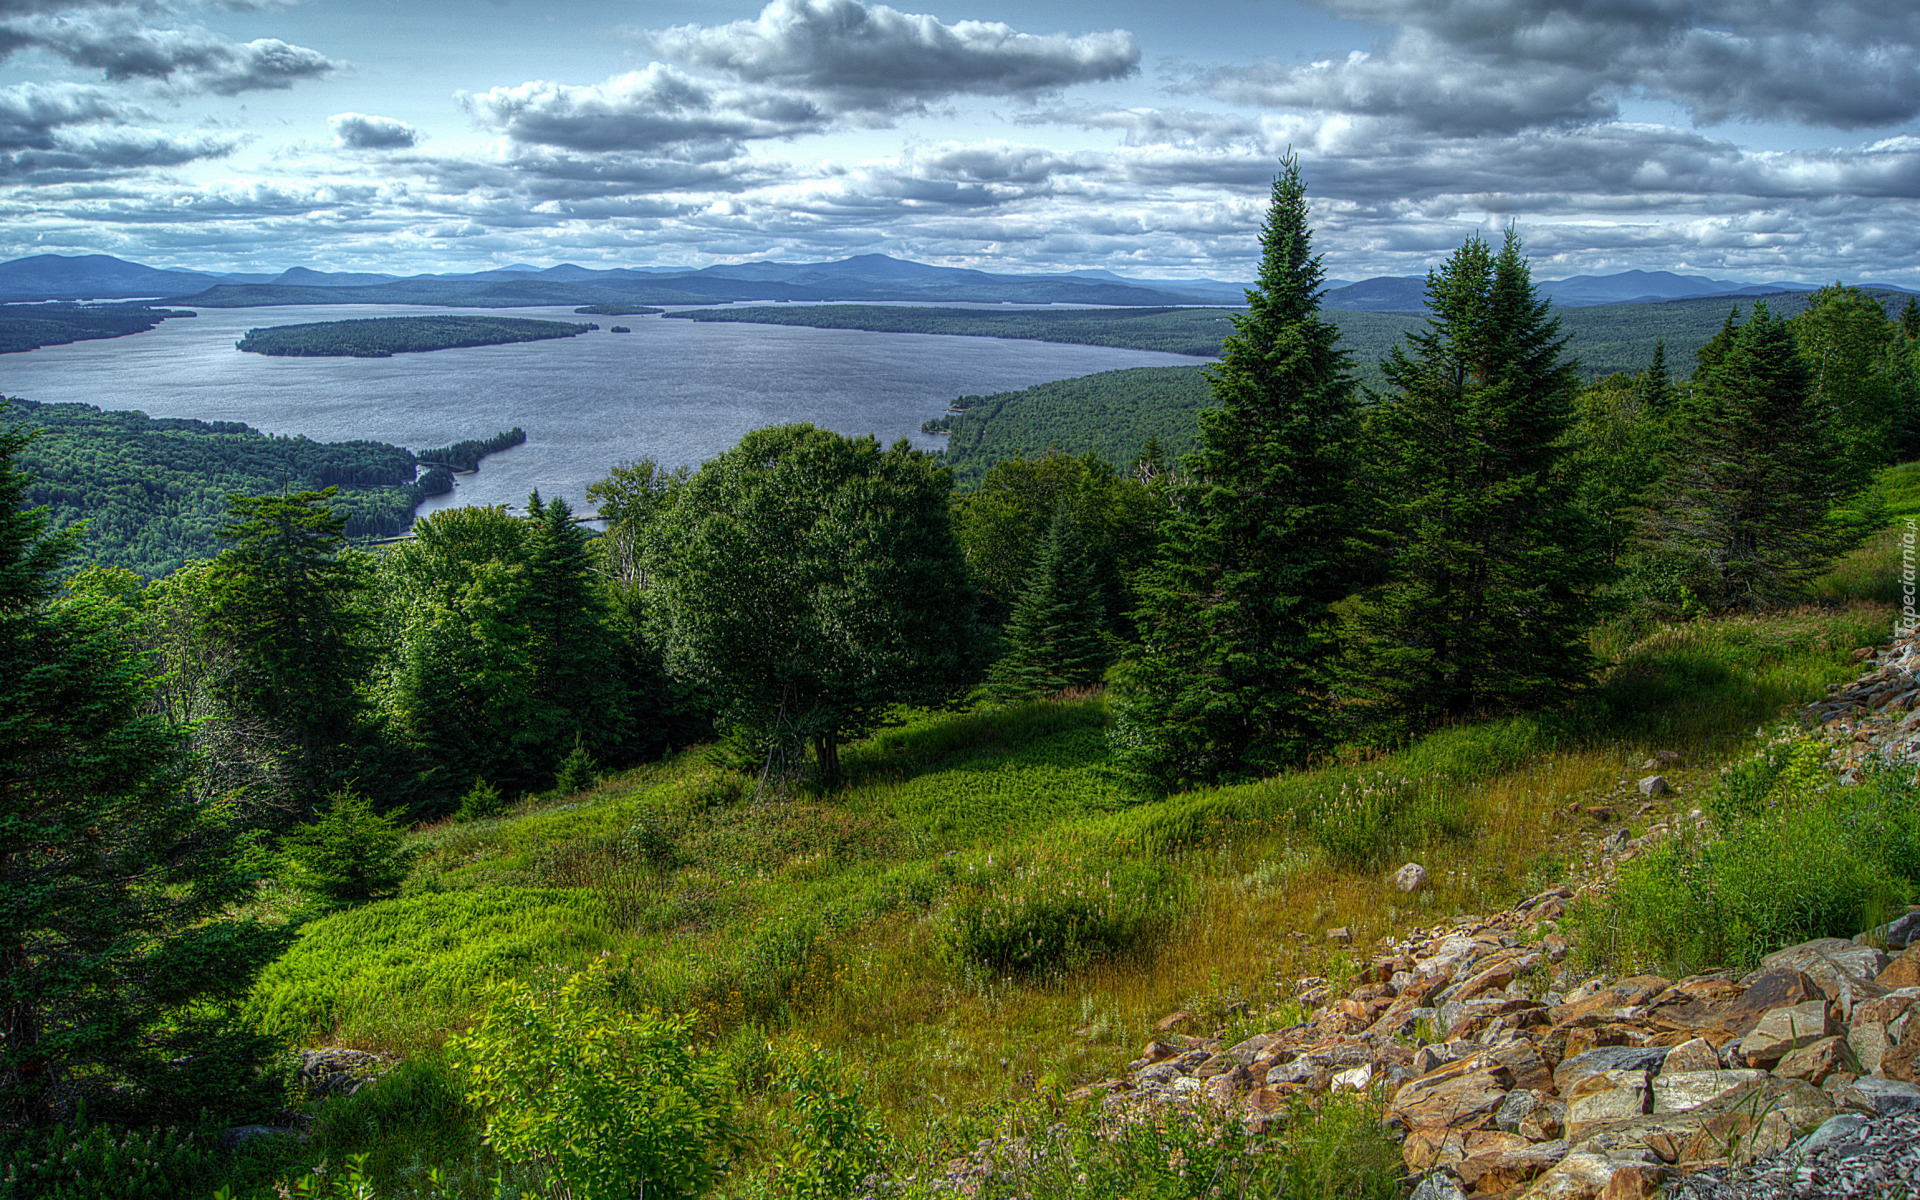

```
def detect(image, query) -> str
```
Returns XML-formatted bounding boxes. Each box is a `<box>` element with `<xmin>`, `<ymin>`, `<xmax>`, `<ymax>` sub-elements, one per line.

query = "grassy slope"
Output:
<box><xmin>251</xmin><ymin>578</ymin><xmax>1897</xmax><ymax>1193</ymax></box>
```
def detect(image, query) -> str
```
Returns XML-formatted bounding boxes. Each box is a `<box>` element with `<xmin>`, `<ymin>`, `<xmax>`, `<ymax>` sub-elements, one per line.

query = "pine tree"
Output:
<box><xmin>1</xmin><ymin>403</ymin><xmax>284</xmax><ymax>1126</ymax></box>
<box><xmin>1646</xmin><ymin>303</ymin><xmax>1851</xmax><ymax>609</ymax></box>
<box><xmin>1639</xmin><ymin>339</ymin><xmax>1673</xmax><ymax>419</ymax></box>
<box><xmin>283</xmin><ymin>788</ymin><xmax>414</xmax><ymax>914</ymax></box>
<box><xmin>987</xmin><ymin>508</ymin><xmax>1110</xmax><ymax>702</ymax></box>
<box><xmin>523</xmin><ymin>492</ymin><xmax>623</xmax><ymax>783</ymax></box>
<box><xmin>1107</xmin><ymin>155</ymin><xmax>1360</xmax><ymax>790</ymax></box>
<box><xmin>1347</xmin><ymin>229</ymin><xmax>1603</xmax><ymax>726</ymax></box>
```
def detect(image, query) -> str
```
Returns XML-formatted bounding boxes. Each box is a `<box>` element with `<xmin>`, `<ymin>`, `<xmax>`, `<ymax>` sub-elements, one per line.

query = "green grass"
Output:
<box><xmin>239</xmin><ymin>592</ymin><xmax>1897</xmax><ymax>1197</ymax></box>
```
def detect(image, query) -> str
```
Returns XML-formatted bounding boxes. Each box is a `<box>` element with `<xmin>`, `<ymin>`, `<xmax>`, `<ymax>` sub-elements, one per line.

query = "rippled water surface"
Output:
<box><xmin>0</xmin><ymin>303</ymin><xmax>1199</xmax><ymax>513</ymax></box>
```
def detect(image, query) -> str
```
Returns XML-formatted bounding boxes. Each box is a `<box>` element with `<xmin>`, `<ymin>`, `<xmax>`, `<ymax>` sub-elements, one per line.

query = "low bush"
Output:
<box><xmin>750</xmin><ymin>1045</ymin><xmax>891</xmax><ymax>1200</ymax></box>
<box><xmin>1569</xmin><ymin>736</ymin><xmax>1919</xmax><ymax>975</ymax></box>
<box><xmin>0</xmin><ymin>1112</ymin><xmax>293</xmax><ymax>1200</ymax></box>
<box><xmin>943</xmin><ymin>844</ymin><xmax>1185</xmax><ymax>978</ymax></box>
<box><xmin>447</xmin><ymin>963</ymin><xmax>741</xmax><ymax>1200</ymax></box>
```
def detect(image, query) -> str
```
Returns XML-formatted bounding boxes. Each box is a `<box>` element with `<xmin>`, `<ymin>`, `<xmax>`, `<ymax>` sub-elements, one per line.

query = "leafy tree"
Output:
<box><xmin>1</xmin><ymin>405</ymin><xmax>284</xmax><ymax>1128</ymax></box>
<box><xmin>1645</xmin><ymin>302</ymin><xmax>1853</xmax><ymax>609</ymax></box>
<box><xmin>1789</xmin><ymin>284</ymin><xmax>1909</xmax><ymax>471</ymax></box>
<box><xmin>646</xmin><ymin>424</ymin><xmax>974</xmax><ymax>786</ymax></box>
<box><xmin>202</xmin><ymin>487</ymin><xmax>372</xmax><ymax>808</ymax></box>
<box><xmin>1108</xmin><ymin>156</ymin><xmax>1361</xmax><ymax>789</ymax></box>
<box><xmin>1346</xmin><ymin>229</ymin><xmax>1603</xmax><ymax>726</ymax></box>
<box><xmin>448</xmin><ymin>964</ymin><xmax>740</xmax><ymax>1200</ymax></box>
<box><xmin>986</xmin><ymin>509</ymin><xmax>1111</xmax><ymax>702</ymax></box>
<box><xmin>1574</xmin><ymin>368</ymin><xmax>1671</xmax><ymax>567</ymax></box>
<box><xmin>281</xmin><ymin>789</ymin><xmax>413</xmax><ymax>914</ymax></box>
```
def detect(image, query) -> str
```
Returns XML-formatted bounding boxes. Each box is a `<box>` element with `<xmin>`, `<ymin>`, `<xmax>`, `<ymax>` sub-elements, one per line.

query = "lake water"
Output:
<box><xmin>0</xmin><ymin>303</ymin><xmax>1199</xmax><ymax>515</ymax></box>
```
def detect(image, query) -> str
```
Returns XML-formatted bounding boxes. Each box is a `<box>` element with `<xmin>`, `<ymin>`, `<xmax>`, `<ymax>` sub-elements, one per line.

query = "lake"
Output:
<box><xmin>0</xmin><ymin>303</ymin><xmax>1199</xmax><ymax>515</ymax></box>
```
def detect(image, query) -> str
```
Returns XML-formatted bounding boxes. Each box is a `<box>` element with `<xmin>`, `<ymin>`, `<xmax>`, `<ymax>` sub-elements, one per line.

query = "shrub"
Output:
<box><xmin>1570</xmin><ymin>737</ymin><xmax>1918</xmax><ymax>975</ymax></box>
<box><xmin>943</xmin><ymin>845</ymin><xmax>1184</xmax><ymax>978</ymax></box>
<box><xmin>447</xmin><ymin>963</ymin><xmax>741</xmax><ymax>1200</ymax></box>
<box><xmin>754</xmin><ymin>1046</ymin><xmax>891</xmax><ymax>1200</ymax></box>
<box><xmin>453</xmin><ymin>779</ymin><xmax>504</xmax><ymax>823</ymax></box>
<box><xmin>0</xmin><ymin>1112</ymin><xmax>293</xmax><ymax>1200</ymax></box>
<box><xmin>283</xmin><ymin>790</ymin><xmax>414</xmax><ymax>914</ymax></box>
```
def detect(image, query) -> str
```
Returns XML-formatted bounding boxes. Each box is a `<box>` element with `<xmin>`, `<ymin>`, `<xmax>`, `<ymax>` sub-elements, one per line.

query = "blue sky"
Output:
<box><xmin>2</xmin><ymin>0</ymin><xmax>1917</xmax><ymax>283</ymax></box>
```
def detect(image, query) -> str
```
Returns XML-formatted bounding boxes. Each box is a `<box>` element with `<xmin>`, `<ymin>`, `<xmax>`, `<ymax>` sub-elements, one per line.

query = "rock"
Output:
<box><xmin>1527</xmin><ymin>1151</ymin><xmax>1629</xmax><ymax>1199</ymax></box>
<box><xmin>1679</xmin><ymin>1078</ymin><xmax>1835</xmax><ymax>1162</ymax></box>
<box><xmin>1454</xmin><ymin>1139</ymin><xmax>1568</xmax><ymax>1193</ymax></box>
<box><xmin>1224</xmin><ymin>1032</ymin><xmax>1279</xmax><ymax>1063</ymax></box>
<box><xmin>1407</xmin><ymin>1173</ymin><xmax>1469</xmax><ymax>1200</ymax></box>
<box><xmin>1395</xmin><ymin>862</ymin><xmax>1431</xmax><ymax>893</ymax></box>
<box><xmin>1858</xmin><ymin>910</ymin><xmax>1920</xmax><ymax>951</ymax></box>
<box><xmin>1841</xmin><ymin>1077</ymin><xmax>1920</xmax><ymax>1115</ymax></box>
<box><xmin>1636</xmin><ymin>775</ymin><xmax>1672</xmax><ymax>796</ymax></box>
<box><xmin>1795</xmin><ymin>1112</ymin><xmax>1871</xmax><ymax>1157</ymax></box>
<box><xmin>1330</xmin><ymin>1063</ymin><xmax>1372</xmax><ymax>1092</ymax></box>
<box><xmin>1658</xmin><ymin>1037</ymin><xmax>1721</xmax><ymax>1074</ymax></box>
<box><xmin>1494</xmin><ymin>1087</ymin><xmax>1542</xmax><ymax>1134</ymax></box>
<box><xmin>1749</xmin><ymin>938</ymin><xmax>1891</xmax><ymax>1020</ymax></box>
<box><xmin>1652</xmin><ymin>1070</ymin><xmax>1772</xmax><ymax>1114</ymax></box>
<box><xmin>1566</xmin><ymin>1069</ymin><xmax>1652</xmax><ymax>1137</ymax></box>
<box><xmin>1140</xmin><ymin>1040</ymin><xmax>1179</xmax><ymax>1064</ymax></box>
<box><xmin>1736</xmin><ymin>1000</ymin><xmax>1835</xmax><ymax>1067</ymax></box>
<box><xmin>1553</xmin><ymin>1045</ymin><xmax>1671</xmax><ymax>1096</ymax></box>
<box><xmin>1879</xmin><ymin>946</ymin><xmax>1920</xmax><ymax>989</ymax></box>
<box><xmin>1599</xmin><ymin>1163</ymin><xmax>1666</xmax><ymax>1200</ymax></box>
<box><xmin>1388</xmin><ymin>1058</ymin><xmax>1513</xmax><ymax>1136</ymax></box>
<box><xmin>1326</xmin><ymin>926</ymin><xmax>1352</xmax><ymax>945</ymax></box>
<box><xmin>1773</xmin><ymin>1034</ymin><xmax>1858</xmax><ymax>1084</ymax></box>
<box><xmin>1882</xmin><ymin>1033</ymin><xmax>1920</xmax><ymax>1082</ymax></box>
<box><xmin>1153</xmin><ymin>1010</ymin><xmax>1195</xmax><ymax>1033</ymax></box>
<box><xmin>1549</xmin><ymin>975</ymin><xmax>1671</xmax><ymax>1027</ymax></box>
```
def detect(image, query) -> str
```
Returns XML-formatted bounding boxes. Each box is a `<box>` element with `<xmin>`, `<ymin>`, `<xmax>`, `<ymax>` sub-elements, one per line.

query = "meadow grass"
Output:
<box><xmin>245</xmin><ymin>597</ymin><xmax>1893</xmax><ymax>1197</ymax></box>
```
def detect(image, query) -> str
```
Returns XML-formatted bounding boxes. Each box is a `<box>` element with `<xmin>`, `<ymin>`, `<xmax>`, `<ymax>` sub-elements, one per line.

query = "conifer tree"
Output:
<box><xmin>1348</xmin><ymin>229</ymin><xmax>1602</xmax><ymax>726</ymax></box>
<box><xmin>987</xmin><ymin>508</ymin><xmax>1110</xmax><ymax>702</ymax></box>
<box><xmin>1646</xmin><ymin>303</ymin><xmax>1850</xmax><ymax>609</ymax></box>
<box><xmin>1</xmin><ymin>405</ymin><xmax>284</xmax><ymax>1126</ymax></box>
<box><xmin>1107</xmin><ymin>155</ymin><xmax>1360</xmax><ymax>790</ymax></box>
<box><xmin>1639</xmin><ymin>339</ymin><xmax>1674</xmax><ymax>419</ymax></box>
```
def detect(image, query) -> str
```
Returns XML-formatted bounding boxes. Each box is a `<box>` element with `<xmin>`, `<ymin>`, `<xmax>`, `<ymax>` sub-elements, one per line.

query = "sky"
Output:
<box><xmin>2</xmin><ymin>0</ymin><xmax>1918</xmax><ymax>283</ymax></box>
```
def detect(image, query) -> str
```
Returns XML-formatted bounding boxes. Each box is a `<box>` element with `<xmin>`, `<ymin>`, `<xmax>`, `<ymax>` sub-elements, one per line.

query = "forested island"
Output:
<box><xmin>235</xmin><ymin>315</ymin><xmax>594</xmax><ymax>358</ymax></box>
<box><xmin>1</xmin><ymin>398</ymin><xmax>526</xmax><ymax>575</ymax></box>
<box><xmin>574</xmin><ymin>303</ymin><xmax>664</xmax><ymax>316</ymax></box>
<box><xmin>0</xmin><ymin>303</ymin><xmax>194</xmax><ymax>354</ymax></box>
<box><xmin>662</xmin><ymin>302</ymin><xmax>1237</xmax><ymax>355</ymax></box>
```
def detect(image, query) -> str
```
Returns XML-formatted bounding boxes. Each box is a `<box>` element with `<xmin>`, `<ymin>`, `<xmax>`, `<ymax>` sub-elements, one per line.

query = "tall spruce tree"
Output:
<box><xmin>1</xmin><ymin>406</ymin><xmax>284</xmax><ymax>1127</ymax></box>
<box><xmin>986</xmin><ymin>508</ymin><xmax>1110</xmax><ymax>702</ymax></box>
<box><xmin>1645</xmin><ymin>302</ymin><xmax>1850</xmax><ymax>610</ymax></box>
<box><xmin>1347</xmin><ymin>229</ymin><xmax>1602</xmax><ymax>726</ymax></box>
<box><xmin>1107</xmin><ymin>156</ymin><xmax>1359</xmax><ymax>790</ymax></box>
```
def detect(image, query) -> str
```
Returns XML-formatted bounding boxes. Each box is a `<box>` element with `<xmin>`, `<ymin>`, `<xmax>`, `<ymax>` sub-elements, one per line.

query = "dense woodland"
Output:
<box><xmin>2</xmin><ymin>401</ymin><xmax>524</xmax><ymax>576</ymax></box>
<box><xmin>235</xmin><ymin>316</ymin><xmax>594</xmax><ymax>358</ymax></box>
<box><xmin>7</xmin><ymin>158</ymin><xmax>1920</xmax><ymax>1199</ymax></box>
<box><xmin>0</xmin><ymin>304</ymin><xmax>194</xmax><ymax>354</ymax></box>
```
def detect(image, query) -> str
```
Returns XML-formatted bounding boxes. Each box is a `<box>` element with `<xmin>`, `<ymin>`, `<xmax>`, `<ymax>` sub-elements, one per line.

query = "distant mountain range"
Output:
<box><xmin>0</xmin><ymin>252</ymin><xmax>1907</xmax><ymax>311</ymax></box>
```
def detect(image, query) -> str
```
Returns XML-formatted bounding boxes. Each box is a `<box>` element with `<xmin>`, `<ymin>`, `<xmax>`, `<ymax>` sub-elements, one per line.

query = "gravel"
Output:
<box><xmin>1671</xmin><ymin>1111</ymin><xmax>1920</xmax><ymax>1199</ymax></box>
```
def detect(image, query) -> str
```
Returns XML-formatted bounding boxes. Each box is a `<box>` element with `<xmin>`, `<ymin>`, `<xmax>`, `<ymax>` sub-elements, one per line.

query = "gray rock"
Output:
<box><xmin>1407</xmin><ymin>1173</ymin><xmax>1468</xmax><ymax>1200</ymax></box>
<box><xmin>1843</xmin><ymin>1077</ymin><xmax>1920</xmax><ymax>1116</ymax></box>
<box><xmin>1552</xmin><ymin>1044</ymin><xmax>1671</xmax><ymax>1095</ymax></box>
<box><xmin>1638</xmin><ymin>774</ymin><xmax>1672</xmax><ymax>796</ymax></box>
<box><xmin>1653</xmin><ymin>1069</ymin><xmax>1772</xmax><ymax>1114</ymax></box>
<box><xmin>1796</xmin><ymin>1112</ymin><xmax>1872</xmax><ymax>1158</ymax></box>
<box><xmin>1494</xmin><ymin>1087</ymin><xmax>1541</xmax><ymax>1133</ymax></box>
<box><xmin>1394</xmin><ymin>862</ymin><xmax>1431</xmax><ymax>893</ymax></box>
<box><xmin>1857</xmin><ymin>911</ymin><xmax>1920</xmax><ymax>951</ymax></box>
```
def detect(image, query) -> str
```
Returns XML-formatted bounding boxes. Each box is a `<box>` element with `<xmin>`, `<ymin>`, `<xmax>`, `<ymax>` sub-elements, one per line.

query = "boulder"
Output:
<box><xmin>1840</xmin><ymin>1077</ymin><xmax>1920</xmax><ymax>1115</ymax></box>
<box><xmin>1750</xmin><ymin>938</ymin><xmax>1890</xmax><ymax>1020</ymax></box>
<box><xmin>1772</xmin><ymin>1034</ymin><xmax>1858</xmax><ymax>1085</ymax></box>
<box><xmin>1679</xmin><ymin>1078</ymin><xmax>1835</xmax><ymax>1162</ymax></box>
<box><xmin>1565</xmin><ymin>1069</ymin><xmax>1651</xmax><ymax>1138</ymax></box>
<box><xmin>1644</xmin><ymin>968</ymin><xmax>1818</xmax><ymax>1047</ymax></box>
<box><xmin>1736</xmin><ymin>1000</ymin><xmax>1834</xmax><ymax>1067</ymax></box>
<box><xmin>1651</xmin><ymin>1069</ymin><xmax>1771</xmax><ymax>1113</ymax></box>
<box><xmin>1388</xmin><ymin>1057</ymin><xmax>1513</xmax><ymax>1137</ymax></box>
<box><xmin>1454</xmin><ymin>1139</ymin><xmax>1567</xmax><ymax>1194</ymax></box>
<box><xmin>1879</xmin><ymin>946</ymin><xmax>1920</xmax><ymax>990</ymax></box>
<box><xmin>1549</xmin><ymin>976</ymin><xmax>1671</xmax><ymax>1027</ymax></box>
<box><xmin>1395</xmin><ymin>862</ymin><xmax>1431</xmax><ymax>893</ymax></box>
<box><xmin>1857</xmin><ymin>910</ymin><xmax>1920</xmax><ymax>951</ymax></box>
<box><xmin>1553</xmin><ymin>1045</ymin><xmax>1670</xmax><ymax>1096</ymax></box>
<box><xmin>1525</xmin><ymin>1151</ymin><xmax>1634</xmax><ymax>1200</ymax></box>
<box><xmin>1657</xmin><ymin>1037</ymin><xmax>1721</xmax><ymax>1074</ymax></box>
<box><xmin>1795</xmin><ymin>1112</ymin><xmax>1871</xmax><ymax>1157</ymax></box>
<box><xmin>1407</xmin><ymin>1172</ymin><xmax>1469</xmax><ymax>1200</ymax></box>
<box><xmin>1881</xmin><ymin>1033</ymin><xmax>1920</xmax><ymax>1083</ymax></box>
<box><xmin>1636</xmin><ymin>776</ymin><xmax>1671</xmax><ymax>797</ymax></box>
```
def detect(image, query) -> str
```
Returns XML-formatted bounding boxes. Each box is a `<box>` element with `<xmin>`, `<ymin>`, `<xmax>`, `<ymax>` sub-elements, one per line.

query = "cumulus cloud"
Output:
<box><xmin>639</xmin><ymin>0</ymin><xmax>1137</xmax><ymax>115</ymax></box>
<box><xmin>0</xmin><ymin>8</ymin><xmax>338</xmax><ymax>95</ymax></box>
<box><xmin>459</xmin><ymin>64</ymin><xmax>827</xmax><ymax>155</ymax></box>
<box><xmin>1202</xmin><ymin>0</ymin><xmax>1920</xmax><ymax>134</ymax></box>
<box><xmin>330</xmin><ymin>112</ymin><xmax>417</xmax><ymax>150</ymax></box>
<box><xmin>0</xmin><ymin>78</ymin><xmax>236</xmax><ymax>181</ymax></box>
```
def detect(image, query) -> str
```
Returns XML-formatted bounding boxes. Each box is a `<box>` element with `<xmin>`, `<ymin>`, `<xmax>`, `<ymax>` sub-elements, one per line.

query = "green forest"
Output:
<box><xmin>663</xmin><ymin>303</ymin><xmax>1240</xmax><ymax>355</ymax></box>
<box><xmin>930</xmin><ymin>365</ymin><xmax>1212</xmax><ymax>485</ymax></box>
<box><xmin>574</xmin><ymin>304</ymin><xmax>665</xmax><ymax>316</ymax></box>
<box><xmin>0</xmin><ymin>304</ymin><xmax>195</xmax><ymax>354</ymax></box>
<box><xmin>235</xmin><ymin>316</ymin><xmax>595</xmax><ymax>358</ymax></box>
<box><xmin>9</xmin><ymin>160</ymin><xmax>1920</xmax><ymax>1200</ymax></box>
<box><xmin>2</xmin><ymin>399</ymin><xmax>525</xmax><ymax>576</ymax></box>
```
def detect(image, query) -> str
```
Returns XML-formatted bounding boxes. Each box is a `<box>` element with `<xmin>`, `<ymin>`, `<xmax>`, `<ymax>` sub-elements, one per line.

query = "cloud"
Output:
<box><xmin>0</xmin><ymin>79</ymin><xmax>126</xmax><ymax>149</ymax></box>
<box><xmin>0</xmin><ymin>79</ymin><xmax>236</xmax><ymax>180</ymax></box>
<box><xmin>1197</xmin><ymin>0</ymin><xmax>1920</xmax><ymax>134</ymax></box>
<box><xmin>330</xmin><ymin>112</ymin><xmax>417</xmax><ymax>150</ymax></box>
<box><xmin>458</xmin><ymin>64</ymin><xmax>827</xmax><ymax>155</ymax></box>
<box><xmin>640</xmin><ymin>0</ymin><xmax>1137</xmax><ymax>115</ymax></box>
<box><xmin>0</xmin><ymin>10</ymin><xmax>338</xmax><ymax>95</ymax></box>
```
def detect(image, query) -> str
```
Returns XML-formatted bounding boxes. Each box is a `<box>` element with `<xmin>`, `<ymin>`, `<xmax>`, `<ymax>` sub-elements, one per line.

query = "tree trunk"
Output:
<box><xmin>813</xmin><ymin>735</ymin><xmax>841</xmax><ymax>789</ymax></box>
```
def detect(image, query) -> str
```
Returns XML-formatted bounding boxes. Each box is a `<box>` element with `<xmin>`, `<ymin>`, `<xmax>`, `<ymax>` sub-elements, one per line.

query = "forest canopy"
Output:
<box><xmin>235</xmin><ymin>316</ymin><xmax>594</xmax><ymax>358</ymax></box>
<box><xmin>0</xmin><ymin>304</ymin><xmax>195</xmax><ymax>354</ymax></box>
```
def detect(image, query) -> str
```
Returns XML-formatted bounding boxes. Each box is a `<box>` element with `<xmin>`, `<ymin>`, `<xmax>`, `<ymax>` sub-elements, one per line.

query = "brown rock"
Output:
<box><xmin>1738</xmin><ymin>1000</ymin><xmax>1835</xmax><ymax>1067</ymax></box>
<box><xmin>1646</xmin><ymin>969</ymin><xmax>1820</xmax><ymax>1048</ymax></box>
<box><xmin>1599</xmin><ymin>1164</ymin><xmax>1667</xmax><ymax>1200</ymax></box>
<box><xmin>1450</xmin><ymin>954</ymin><xmax>1539</xmax><ymax>1005</ymax></box>
<box><xmin>1140</xmin><ymin>1040</ymin><xmax>1179</xmax><ymax>1064</ymax></box>
<box><xmin>1154</xmin><ymin>1010</ymin><xmax>1195</xmax><ymax>1033</ymax></box>
<box><xmin>1488</xmin><ymin>1040</ymin><xmax>1555</xmax><ymax>1094</ymax></box>
<box><xmin>1567</xmin><ymin>1069</ymin><xmax>1653</xmax><ymax>1140</ymax></box>
<box><xmin>1883</xmin><ymin>1035</ymin><xmax>1920</xmax><ymax>1083</ymax></box>
<box><xmin>1659</xmin><ymin>1037</ymin><xmax>1722</xmax><ymax>1073</ymax></box>
<box><xmin>1879</xmin><ymin>948</ymin><xmax>1920</xmax><ymax>990</ymax></box>
<box><xmin>1454</xmin><ymin>1140</ymin><xmax>1567</xmax><ymax>1194</ymax></box>
<box><xmin>1550</xmin><ymin>976</ymin><xmax>1671</xmax><ymax>1026</ymax></box>
<box><xmin>1773</xmin><ymin>1035</ymin><xmax>1858</xmax><ymax>1085</ymax></box>
<box><xmin>1682</xmin><ymin>1081</ymin><xmax>1835</xmax><ymax>1162</ymax></box>
<box><xmin>1400</xmin><ymin>1127</ymin><xmax>1467</xmax><ymax>1172</ymax></box>
<box><xmin>1388</xmin><ymin>1057</ymin><xmax>1513</xmax><ymax>1135</ymax></box>
<box><xmin>1527</xmin><ymin>1152</ymin><xmax>1627</xmax><ymax>1200</ymax></box>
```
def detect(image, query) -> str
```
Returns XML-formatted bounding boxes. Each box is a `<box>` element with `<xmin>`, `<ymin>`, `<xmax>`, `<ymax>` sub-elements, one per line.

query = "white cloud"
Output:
<box><xmin>330</xmin><ymin>112</ymin><xmax>417</xmax><ymax>150</ymax></box>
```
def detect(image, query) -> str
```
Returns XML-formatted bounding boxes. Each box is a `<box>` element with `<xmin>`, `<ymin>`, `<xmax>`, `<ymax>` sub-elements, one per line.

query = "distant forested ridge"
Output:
<box><xmin>236</xmin><ymin>315</ymin><xmax>593</xmax><ymax>358</ymax></box>
<box><xmin>663</xmin><ymin>304</ymin><xmax>1240</xmax><ymax>356</ymax></box>
<box><xmin>0</xmin><ymin>303</ymin><xmax>194</xmax><ymax>354</ymax></box>
<box><xmin>935</xmin><ymin>367</ymin><xmax>1212</xmax><ymax>486</ymax></box>
<box><xmin>2</xmin><ymin>397</ymin><xmax>522</xmax><ymax>576</ymax></box>
<box><xmin>574</xmin><ymin>304</ymin><xmax>664</xmax><ymax>316</ymax></box>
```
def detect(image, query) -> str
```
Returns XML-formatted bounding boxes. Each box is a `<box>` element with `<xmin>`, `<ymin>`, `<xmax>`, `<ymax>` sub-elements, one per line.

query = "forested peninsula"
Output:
<box><xmin>2</xmin><ymin>398</ymin><xmax>524</xmax><ymax>575</ymax></box>
<box><xmin>235</xmin><ymin>315</ymin><xmax>594</xmax><ymax>358</ymax></box>
<box><xmin>0</xmin><ymin>303</ymin><xmax>194</xmax><ymax>354</ymax></box>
